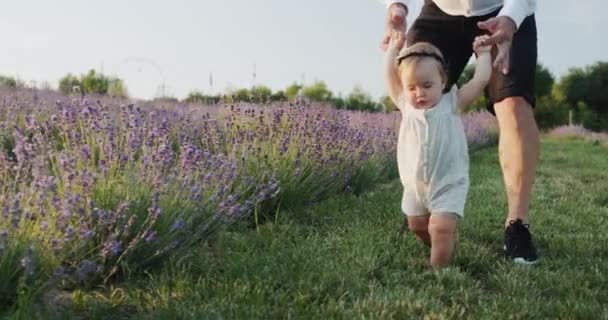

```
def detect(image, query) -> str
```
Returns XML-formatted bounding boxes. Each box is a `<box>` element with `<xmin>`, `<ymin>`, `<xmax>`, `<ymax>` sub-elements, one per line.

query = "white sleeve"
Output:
<box><xmin>449</xmin><ymin>85</ymin><xmax>459</xmax><ymax>113</ymax></box>
<box><xmin>498</xmin><ymin>0</ymin><xmax>536</xmax><ymax>29</ymax></box>
<box><xmin>383</xmin><ymin>0</ymin><xmax>423</xmax><ymax>23</ymax></box>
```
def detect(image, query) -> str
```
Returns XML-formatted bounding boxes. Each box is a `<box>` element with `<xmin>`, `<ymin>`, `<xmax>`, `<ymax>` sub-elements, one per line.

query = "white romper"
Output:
<box><xmin>397</xmin><ymin>85</ymin><xmax>469</xmax><ymax>218</ymax></box>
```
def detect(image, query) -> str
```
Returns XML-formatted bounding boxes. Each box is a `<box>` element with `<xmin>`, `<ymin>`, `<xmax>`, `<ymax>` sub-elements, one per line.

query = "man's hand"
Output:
<box><xmin>477</xmin><ymin>16</ymin><xmax>516</xmax><ymax>74</ymax></box>
<box><xmin>381</xmin><ymin>3</ymin><xmax>408</xmax><ymax>51</ymax></box>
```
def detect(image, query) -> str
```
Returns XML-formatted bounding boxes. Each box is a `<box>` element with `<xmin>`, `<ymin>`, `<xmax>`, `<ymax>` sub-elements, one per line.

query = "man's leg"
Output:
<box><xmin>494</xmin><ymin>98</ymin><xmax>540</xmax><ymax>264</ymax></box>
<box><xmin>484</xmin><ymin>13</ymin><xmax>540</xmax><ymax>264</ymax></box>
<box><xmin>493</xmin><ymin>97</ymin><xmax>540</xmax><ymax>226</ymax></box>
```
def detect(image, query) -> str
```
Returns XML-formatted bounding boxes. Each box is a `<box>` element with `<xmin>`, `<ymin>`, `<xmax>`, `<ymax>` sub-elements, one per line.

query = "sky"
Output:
<box><xmin>0</xmin><ymin>0</ymin><xmax>606</xmax><ymax>100</ymax></box>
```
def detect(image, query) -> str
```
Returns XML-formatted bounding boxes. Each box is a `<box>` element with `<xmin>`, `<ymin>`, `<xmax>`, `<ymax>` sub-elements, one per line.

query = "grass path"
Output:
<box><xmin>18</xmin><ymin>138</ymin><xmax>608</xmax><ymax>319</ymax></box>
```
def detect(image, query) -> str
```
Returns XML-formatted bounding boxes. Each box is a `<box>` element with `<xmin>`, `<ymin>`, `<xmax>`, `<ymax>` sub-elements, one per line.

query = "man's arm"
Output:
<box><xmin>497</xmin><ymin>0</ymin><xmax>536</xmax><ymax>30</ymax></box>
<box><xmin>477</xmin><ymin>0</ymin><xmax>535</xmax><ymax>74</ymax></box>
<box><xmin>384</xmin><ymin>46</ymin><xmax>403</xmax><ymax>107</ymax></box>
<box><xmin>478</xmin><ymin>0</ymin><xmax>536</xmax><ymax>47</ymax></box>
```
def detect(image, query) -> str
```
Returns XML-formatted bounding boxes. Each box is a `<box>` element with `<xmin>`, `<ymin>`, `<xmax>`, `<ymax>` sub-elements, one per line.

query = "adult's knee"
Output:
<box><xmin>495</xmin><ymin>97</ymin><xmax>533</xmax><ymax>112</ymax></box>
<box><xmin>495</xmin><ymin>97</ymin><xmax>537</xmax><ymax>126</ymax></box>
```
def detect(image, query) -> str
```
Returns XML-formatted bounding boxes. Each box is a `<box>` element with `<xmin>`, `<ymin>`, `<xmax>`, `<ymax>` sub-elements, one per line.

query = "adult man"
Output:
<box><xmin>383</xmin><ymin>0</ymin><xmax>540</xmax><ymax>264</ymax></box>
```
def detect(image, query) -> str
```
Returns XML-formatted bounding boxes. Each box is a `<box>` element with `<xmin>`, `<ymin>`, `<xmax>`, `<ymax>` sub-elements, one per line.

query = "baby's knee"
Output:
<box><xmin>409</xmin><ymin>223</ymin><xmax>428</xmax><ymax>235</ymax></box>
<box><xmin>428</xmin><ymin>217</ymin><xmax>457</xmax><ymax>238</ymax></box>
<box><xmin>429</xmin><ymin>224</ymin><xmax>454</xmax><ymax>236</ymax></box>
<box><xmin>407</xmin><ymin>216</ymin><xmax>428</xmax><ymax>234</ymax></box>
<box><xmin>406</xmin><ymin>216</ymin><xmax>430</xmax><ymax>245</ymax></box>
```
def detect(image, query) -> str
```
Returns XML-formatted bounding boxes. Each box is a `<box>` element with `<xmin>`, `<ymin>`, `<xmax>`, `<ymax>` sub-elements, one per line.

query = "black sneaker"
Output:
<box><xmin>504</xmin><ymin>219</ymin><xmax>539</xmax><ymax>265</ymax></box>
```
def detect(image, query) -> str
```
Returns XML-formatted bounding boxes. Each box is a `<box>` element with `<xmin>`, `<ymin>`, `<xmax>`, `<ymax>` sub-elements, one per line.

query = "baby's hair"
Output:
<box><xmin>397</xmin><ymin>42</ymin><xmax>448</xmax><ymax>84</ymax></box>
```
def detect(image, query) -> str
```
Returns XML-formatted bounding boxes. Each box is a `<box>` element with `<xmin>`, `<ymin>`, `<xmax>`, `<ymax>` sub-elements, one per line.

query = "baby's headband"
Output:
<box><xmin>396</xmin><ymin>51</ymin><xmax>447</xmax><ymax>70</ymax></box>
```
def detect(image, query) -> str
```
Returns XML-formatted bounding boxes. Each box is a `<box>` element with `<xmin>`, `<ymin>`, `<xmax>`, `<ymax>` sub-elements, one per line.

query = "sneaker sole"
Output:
<box><xmin>503</xmin><ymin>246</ymin><xmax>540</xmax><ymax>265</ymax></box>
<box><xmin>512</xmin><ymin>257</ymin><xmax>539</xmax><ymax>265</ymax></box>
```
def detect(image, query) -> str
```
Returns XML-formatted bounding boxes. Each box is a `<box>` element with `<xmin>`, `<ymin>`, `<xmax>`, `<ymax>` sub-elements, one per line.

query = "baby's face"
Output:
<box><xmin>400</xmin><ymin>59</ymin><xmax>445</xmax><ymax>109</ymax></box>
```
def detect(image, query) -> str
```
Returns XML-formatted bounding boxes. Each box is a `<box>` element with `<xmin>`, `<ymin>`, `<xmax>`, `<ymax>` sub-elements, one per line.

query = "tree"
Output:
<box><xmin>231</xmin><ymin>88</ymin><xmax>250</xmax><ymax>102</ymax></box>
<box><xmin>184</xmin><ymin>91</ymin><xmax>221</xmax><ymax>104</ymax></box>
<box><xmin>302</xmin><ymin>81</ymin><xmax>332</xmax><ymax>102</ymax></box>
<box><xmin>58</xmin><ymin>70</ymin><xmax>127</xmax><ymax>97</ymax></box>
<box><xmin>556</xmin><ymin>62</ymin><xmax>608</xmax><ymax>116</ymax></box>
<box><xmin>185</xmin><ymin>91</ymin><xmax>205</xmax><ymax>103</ymax></box>
<box><xmin>533</xmin><ymin>94</ymin><xmax>569</xmax><ymax>129</ymax></box>
<box><xmin>153</xmin><ymin>96</ymin><xmax>179</xmax><ymax>104</ymax></box>
<box><xmin>58</xmin><ymin>74</ymin><xmax>81</xmax><ymax>95</ymax></box>
<box><xmin>270</xmin><ymin>90</ymin><xmax>287</xmax><ymax>102</ymax></box>
<box><xmin>535</xmin><ymin>63</ymin><xmax>554</xmax><ymax>97</ymax></box>
<box><xmin>250</xmin><ymin>85</ymin><xmax>272</xmax><ymax>103</ymax></box>
<box><xmin>554</xmin><ymin>62</ymin><xmax>608</xmax><ymax>130</ymax></box>
<box><xmin>108</xmin><ymin>79</ymin><xmax>128</xmax><ymax>98</ymax></box>
<box><xmin>81</xmin><ymin>69</ymin><xmax>110</xmax><ymax>95</ymax></box>
<box><xmin>381</xmin><ymin>95</ymin><xmax>398</xmax><ymax>112</ymax></box>
<box><xmin>345</xmin><ymin>87</ymin><xmax>381</xmax><ymax>112</ymax></box>
<box><xmin>330</xmin><ymin>95</ymin><xmax>346</xmax><ymax>109</ymax></box>
<box><xmin>285</xmin><ymin>83</ymin><xmax>302</xmax><ymax>101</ymax></box>
<box><xmin>0</xmin><ymin>75</ymin><xmax>18</xmax><ymax>88</ymax></box>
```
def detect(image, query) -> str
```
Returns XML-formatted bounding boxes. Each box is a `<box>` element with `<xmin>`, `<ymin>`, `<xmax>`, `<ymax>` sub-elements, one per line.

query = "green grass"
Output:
<box><xmin>7</xmin><ymin>138</ymin><xmax>608</xmax><ymax>319</ymax></box>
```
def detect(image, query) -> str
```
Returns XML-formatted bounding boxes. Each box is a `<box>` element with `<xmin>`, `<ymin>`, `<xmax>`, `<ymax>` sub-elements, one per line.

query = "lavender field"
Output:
<box><xmin>0</xmin><ymin>88</ymin><xmax>500</xmax><ymax>314</ymax></box>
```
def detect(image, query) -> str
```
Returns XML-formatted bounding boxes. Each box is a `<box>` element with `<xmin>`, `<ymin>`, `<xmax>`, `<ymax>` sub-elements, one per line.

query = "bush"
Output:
<box><xmin>184</xmin><ymin>91</ymin><xmax>222</xmax><ymax>104</ymax></box>
<box><xmin>0</xmin><ymin>75</ymin><xmax>19</xmax><ymax>88</ymax></box>
<box><xmin>58</xmin><ymin>74</ymin><xmax>81</xmax><ymax>95</ymax></box>
<box><xmin>534</xmin><ymin>95</ymin><xmax>569</xmax><ymax>130</ymax></box>
<box><xmin>58</xmin><ymin>70</ymin><xmax>127</xmax><ymax>97</ymax></box>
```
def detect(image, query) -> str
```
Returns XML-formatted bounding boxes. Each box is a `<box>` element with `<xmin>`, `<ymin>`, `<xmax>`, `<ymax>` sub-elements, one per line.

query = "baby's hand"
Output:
<box><xmin>473</xmin><ymin>35</ymin><xmax>492</xmax><ymax>54</ymax></box>
<box><xmin>389</xmin><ymin>30</ymin><xmax>406</xmax><ymax>51</ymax></box>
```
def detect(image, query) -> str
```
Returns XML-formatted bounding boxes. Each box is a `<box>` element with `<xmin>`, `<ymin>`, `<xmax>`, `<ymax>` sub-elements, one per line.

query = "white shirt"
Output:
<box><xmin>384</xmin><ymin>0</ymin><xmax>536</xmax><ymax>29</ymax></box>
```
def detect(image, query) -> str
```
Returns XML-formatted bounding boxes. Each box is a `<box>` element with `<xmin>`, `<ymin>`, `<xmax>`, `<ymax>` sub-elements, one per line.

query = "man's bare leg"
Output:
<box><xmin>494</xmin><ymin>97</ymin><xmax>540</xmax><ymax>264</ymax></box>
<box><xmin>494</xmin><ymin>97</ymin><xmax>539</xmax><ymax>225</ymax></box>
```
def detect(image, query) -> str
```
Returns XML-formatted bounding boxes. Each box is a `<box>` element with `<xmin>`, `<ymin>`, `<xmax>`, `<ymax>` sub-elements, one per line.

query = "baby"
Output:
<box><xmin>384</xmin><ymin>31</ymin><xmax>492</xmax><ymax>268</ymax></box>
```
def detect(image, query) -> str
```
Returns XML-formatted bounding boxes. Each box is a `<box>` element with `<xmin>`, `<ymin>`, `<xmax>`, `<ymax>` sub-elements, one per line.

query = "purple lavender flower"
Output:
<box><xmin>144</xmin><ymin>230</ymin><xmax>157</xmax><ymax>243</ymax></box>
<box><xmin>52</xmin><ymin>266</ymin><xmax>69</xmax><ymax>279</ymax></box>
<box><xmin>21</xmin><ymin>256</ymin><xmax>33</xmax><ymax>272</ymax></box>
<box><xmin>0</xmin><ymin>229</ymin><xmax>7</xmax><ymax>253</ymax></box>
<box><xmin>170</xmin><ymin>218</ymin><xmax>186</xmax><ymax>232</ymax></box>
<box><xmin>75</xmin><ymin>260</ymin><xmax>96</xmax><ymax>281</ymax></box>
<box><xmin>80</xmin><ymin>227</ymin><xmax>94</xmax><ymax>240</ymax></box>
<box><xmin>64</xmin><ymin>226</ymin><xmax>75</xmax><ymax>241</ymax></box>
<box><xmin>101</xmin><ymin>240</ymin><xmax>122</xmax><ymax>258</ymax></box>
<box><xmin>81</xmin><ymin>145</ymin><xmax>92</xmax><ymax>159</ymax></box>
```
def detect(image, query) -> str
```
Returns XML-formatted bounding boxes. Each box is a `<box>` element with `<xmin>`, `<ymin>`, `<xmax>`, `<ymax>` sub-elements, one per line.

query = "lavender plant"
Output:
<box><xmin>548</xmin><ymin>124</ymin><xmax>608</xmax><ymax>144</ymax></box>
<box><xmin>0</xmin><ymin>87</ymin><xmax>498</xmax><ymax>306</ymax></box>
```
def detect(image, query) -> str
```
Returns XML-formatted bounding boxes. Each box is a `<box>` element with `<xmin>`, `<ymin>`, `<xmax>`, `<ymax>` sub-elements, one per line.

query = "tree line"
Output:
<box><xmin>457</xmin><ymin>62</ymin><xmax>608</xmax><ymax>131</ymax></box>
<box><xmin>1</xmin><ymin>61</ymin><xmax>606</xmax><ymax>130</ymax></box>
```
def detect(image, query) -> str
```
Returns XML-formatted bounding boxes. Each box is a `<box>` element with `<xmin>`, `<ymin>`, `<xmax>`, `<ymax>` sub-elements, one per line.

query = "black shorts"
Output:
<box><xmin>406</xmin><ymin>2</ymin><xmax>537</xmax><ymax>114</ymax></box>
